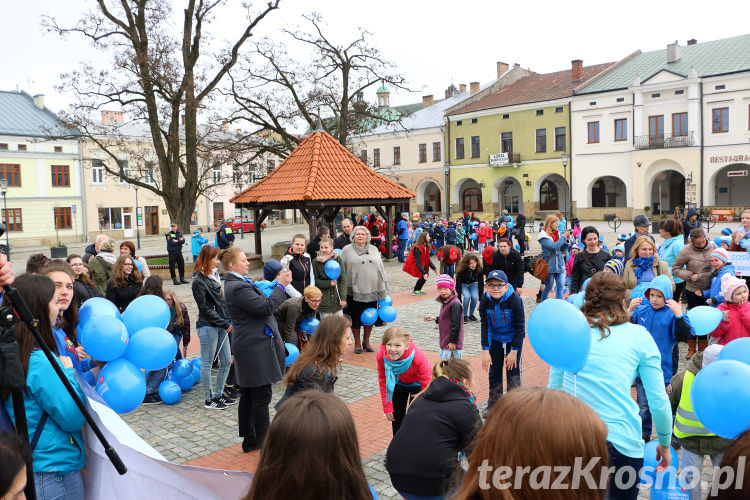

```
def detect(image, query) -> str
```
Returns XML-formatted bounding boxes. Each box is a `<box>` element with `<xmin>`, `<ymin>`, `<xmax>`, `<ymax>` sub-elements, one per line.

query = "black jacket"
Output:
<box><xmin>216</xmin><ymin>224</ymin><xmax>235</xmax><ymax>249</ymax></box>
<box><xmin>285</xmin><ymin>250</ymin><xmax>313</xmax><ymax>295</ymax></box>
<box><xmin>570</xmin><ymin>249</ymin><xmax>610</xmax><ymax>293</ymax></box>
<box><xmin>275</xmin><ymin>363</ymin><xmax>336</xmax><ymax>410</ymax></box>
<box><xmin>307</xmin><ymin>237</ymin><xmax>321</xmax><ymax>260</ymax></box>
<box><xmin>105</xmin><ymin>276</ymin><xmax>143</xmax><ymax>312</ymax></box>
<box><xmin>82</xmin><ymin>242</ymin><xmax>97</xmax><ymax>264</ymax></box>
<box><xmin>455</xmin><ymin>268</ymin><xmax>484</xmax><ymax>300</ymax></box>
<box><xmin>489</xmin><ymin>249</ymin><xmax>524</xmax><ymax>290</ymax></box>
<box><xmin>73</xmin><ymin>279</ymin><xmax>100</xmax><ymax>308</ymax></box>
<box><xmin>386</xmin><ymin>377</ymin><xmax>481</xmax><ymax>496</ymax></box>
<box><xmin>191</xmin><ymin>273</ymin><xmax>231</xmax><ymax>329</ymax></box>
<box><xmin>334</xmin><ymin>232</ymin><xmax>351</xmax><ymax>250</ymax></box>
<box><xmin>165</xmin><ymin>230</ymin><xmax>185</xmax><ymax>253</ymax></box>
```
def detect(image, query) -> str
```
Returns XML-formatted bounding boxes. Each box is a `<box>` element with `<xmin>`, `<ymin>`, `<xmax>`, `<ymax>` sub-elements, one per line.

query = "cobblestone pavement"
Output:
<box><xmin>105</xmin><ymin>242</ymin><xmax>716</xmax><ymax>499</ymax></box>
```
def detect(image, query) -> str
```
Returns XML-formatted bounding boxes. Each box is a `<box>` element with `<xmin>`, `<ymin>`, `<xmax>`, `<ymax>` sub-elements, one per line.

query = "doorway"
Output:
<box><xmin>145</xmin><ymin>206</ymin><xmax>159</xmax><ymax>235</ymax></box>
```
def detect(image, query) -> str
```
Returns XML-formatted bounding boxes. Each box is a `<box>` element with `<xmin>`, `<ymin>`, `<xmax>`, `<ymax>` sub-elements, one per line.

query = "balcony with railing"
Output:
<box><xmin>634</xmin><ymin>132</ymin><xmax>695</xmax><ymax>150</ymax></box>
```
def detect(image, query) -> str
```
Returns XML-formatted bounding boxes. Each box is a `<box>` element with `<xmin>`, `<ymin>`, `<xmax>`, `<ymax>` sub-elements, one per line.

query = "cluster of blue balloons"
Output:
<box><xmin>360</xmin><ymin>296</ymin><xmax>397</xmax><ymax>326</ymax></box>
<box><xmin>641</xmin><ymin>441</ymin><xmax>687</xmax><ymax>498</ymax></box>
<box><xmin>158</xmin><ymin>358</ymin><xmax>202</xmax><ymax>405</ymax></box>
<box><xmin>79</xmin><ymin>295</ymin><xmax>177</xmax><ymax>414</ymax></box>
<box><xmin>528</xmin><ymin>299</ymin><xmax>591</xmax><ymax>373</ymax></box>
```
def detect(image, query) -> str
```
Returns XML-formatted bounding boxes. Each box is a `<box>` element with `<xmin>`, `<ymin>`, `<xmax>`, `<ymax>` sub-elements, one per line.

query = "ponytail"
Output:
<box><xmin>581</xmin><ymin>272</ymin><xmax>629</xmax><ymax>339</ymax></box>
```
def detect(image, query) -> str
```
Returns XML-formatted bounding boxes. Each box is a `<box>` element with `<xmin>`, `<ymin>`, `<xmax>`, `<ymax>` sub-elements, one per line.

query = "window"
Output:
<box><xmin>0</xmin><ymin>144</ymin><xmax>6</xmax><ymax>150</ymax></box>
<box><xmin>715</xmin><ymin>84</ymin><xmax>726</xmax><ymax>91</ymax></box>
<box><xmin>616</xmin><ymin>97</ymin><xmax>625</xmax><ymax>102</ymax></box>
<box><xmin>432</xmin><ymin>142</ymin><xmax>441</xmax><ymax>162</ymax></box>
<box><xmin>213</xmin><ymin>202</ymin><xmax>224</xmax><ymax>222</ymax></box>
<box><xmin>502</xmin><ymin>114</ymin><xmax>509</xmax><ymax>119</ymax></box>
<box><xmin>54</xmin><ymin>146</ymin><xmax>63</xmax><ymax>153</ymax></box>
<box><xmin>555</xmin><ymin>107</ymin><xmax>564</xmax><ymax>113</ymax></box>
<box><xmin>675</xmin><ymin>90</ymin><xmax>684</xmax><ymax>95</ymax></box>
<box><xmin>651</xmin><ymin>93</ymin><xmax>661</xmax><ymax>98</ymax></box>
<box><xmin>144</xmin><ymin>162</ymin><xmax>155</xmax><ymax>184</ymax></box>
<box><xmin>232</xmin><ymin>164</ymin><xmax>243</xmax><ymax>184</ymax></box>
<box><xmin>713</xmin><ymin>107</ymin><xmax>729</xmax><ymax>133</ymax></box>
<box><xmin>117</xmin><ymin>159</ymin><xmax>129</xmax><ymax>184</ymax></box>
<box><xmin>418</xmin><ymin>144</ymin><xmax>426</xmax><ymax>163</ymax></box>
<box><xmin>212</xmin><ymin>167</ymin><xmax>221</xmax><ymax>184</ymax></box>
<box><xmin>456</xmin><ymin>120</ymin><xmax>462</xmax><ymax>126</ymax></box>
<box><xmin>587</xmin><ymin>122</ymin><xmax>600</xmax><ymax>143</ymax></box>
<box><xmin>536</xmin><ymin>110</ymin><xmax>543</xmax><ymax>116</ymax></box>
<box><xmin>54</xmin><ymin>207</ymin><xmax>72</xmax><ymax>229</ymax></box>
<box><xmin>0</xmin><ymin>164</ymin><xmax>21</xmax><ymax>186</ymax></box>
<box><xmin>471</xmin><ymin>118</ymin><xmax>478</xmax><ymax>124</ymax></box>
<box><xmin>455</xmin><ymin>138</ymin><xmax>464</xmax><ymax>159</ymax></box>
<box><xmin>672</xmin><ymin>112</ymin><xmax>688</xmax><ymax>137</ymax></box>
<box><xmin>614</xmin><ymin>118</ymin><xmax>628</xmax><ymax>142</ymax></box>
<box><xmin>17</xmin><ymin>144</ymin><xmax>26</xmax><ymax>151</ymax></box>
<box><xmin>649</xmin><ymin>115</ymin><xmax>664</xmax><ymax>146</ymax></box>
<box><xmin>501</xmin><ymin>132</ymin><xmax>513</xmax><ymax>154</ymax></box>
<box><xmin>470</xmin><ymin>136</ymin><xmax>480</xmax><ymax>158</ymax></box>
<box><xmin>51</xmin><ymin>165</ymin><xmax>70</xmax><ymax>187</ymax></box>
<box><xmin>91</xmin><ymin>159</ymin><xmax>104</xmax><ymax>184</ymax></box>
<box><xmin>535</xmin><ymin>129</ymin><xmax>546</xmax><ymax>153</ymax></box>
<box><xmin>359</xmin><ymin>149</ymin><xmax>367</xmax><ymax>164</ymax></box>
<box><xmin>266</xmin><ymin>158</ymin><xmax>275</xmax><ymax>173</ymax></box>
<box><xmin>554</xmin><ymin>127</ymin><xmax>566</xmax><ymax>151</ymax></box>
<box><xmin>393</xmin><ymin>146</ymin><xmax>401</xmax><ymax>165</ymax></box>
<box><xmin>98</xmin><ymin>207</ymin><xmax>132</xmax><ymax>230</ymax></box>
<box><xmin>373</xmin><ymin>148</ymin><xmax>380</xmax><ymax>167</ymax></box>
<box><xmin>2</xmin><ymin>209</ymin><xmax>22</xmax><ymax>231</ymax></box>
<box><xmin>589</xmin><ymin>101</ymin><xmax>597</xmax><ymax>106</ymax></box>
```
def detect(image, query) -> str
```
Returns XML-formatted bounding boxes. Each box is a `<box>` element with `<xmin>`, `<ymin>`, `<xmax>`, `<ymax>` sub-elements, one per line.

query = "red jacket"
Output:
<box><xmin>710</xmin><ymin>302</ymin><xmax>750</xmax><ymax>345</ymax></box>
<box><xmin>403</xmin><ymin>244</ymin><xmax>430</xmax><ymax>278</ymax></box>
<box><xmin>376</xmin><ymin>340</ymin><xmax>431</xmax><ymax>414</ymax></box>
<box><xmin>477</xmin><ymin>226</ymin><xmax>492</xmax><ymax>244</ymax></box>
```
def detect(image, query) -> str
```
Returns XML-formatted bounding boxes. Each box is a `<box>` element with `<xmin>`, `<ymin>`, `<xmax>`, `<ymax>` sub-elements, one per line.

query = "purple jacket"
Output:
<box><xmin>435</xmin><ymin>293</ymin><xmax>464</xmax><ymax>349</ymax></box>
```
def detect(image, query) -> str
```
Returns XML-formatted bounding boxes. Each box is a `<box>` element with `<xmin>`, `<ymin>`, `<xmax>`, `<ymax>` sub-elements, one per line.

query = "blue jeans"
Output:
<box><xmin>565</xmin><ymin>275</ymin><xmax>572</xmax><ymax>295</ymax></box>
<box><xmin>635</xmin><ymin>378</ymin><xmax>670</xmax><ymax>438</ymax></box>
<box><xmin>461</xmin><ymin>283</ymin><xmax>478</xmax><ymax>317</ymax></box>
<box><xmin>606</xmin><ymin>441</ymin><xmax>643</xmax><ymax>500</ymax></box>
<box><xmin>542</xmin><ymin>272</ymin><xmax>565</xmax><ymax>301</ymax></box>
<box><xmin>145</xmin><ymin>367</ymin><xmax>168</xmax><ymax>395</ymax></box>
<box><xmin>439</xmin><ymin>349</ymin><xmax>463</xmax><ymax>359</ymax></box>
<box><xmin>443</xmin><ymin>262</ymin><xmax>455</xmax><ymax>278</ymax></box>
<box><xmin>198</xmin><ymin>325</ymin><xmax>231</xmax><ymax>401</ymax></box>
<box><xmin>487</xmin><ymin>341</ymin><xmax>522</xmax><ymax>408</ymax></box>
<box><xmin>397</xmin><ymin>238</ymin><xmax>408</xmax><ymax>262</ymax></box>
<box><xmin>34</xmin><ymin>470</ymin><xmax>84</xmax><ymax>500</ymax></box>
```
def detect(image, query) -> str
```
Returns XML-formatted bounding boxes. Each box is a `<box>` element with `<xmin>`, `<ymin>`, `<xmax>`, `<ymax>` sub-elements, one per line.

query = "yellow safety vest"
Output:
<box><xmin>673</xmin><ymin>370</ymin><xmax>716</xmax><ymax>438</ymax></box>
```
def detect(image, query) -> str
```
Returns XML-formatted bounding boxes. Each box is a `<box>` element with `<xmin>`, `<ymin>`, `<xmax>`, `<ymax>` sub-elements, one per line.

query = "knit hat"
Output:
<box><xmin>401</xmin><ymin>212</ymin><xmax>409</xmax><ymax>218</ymax></box>
<box><xmin>720</xmin><ymin>236</ymin><xmax>732</xmax><ymax>247</ymax></box>
<box><xmin>479</xmin><ymin>222</ymin><xmax>486</xmax><ymax>228</ymax></box>
<box><xmin>702</xmin><ymin>344</ymin><xmax>723</xmax><ymax>368</ymax></box>
<box><xmin>436</xmin><ymin>274</ymin><xmax>455</xmax><ymax>290</ymax></box>
<box><xmin>263</xmin><ymin>259</ymin><xmax>282</xmax><ymax>281</ymax></box>
<box><xmin>721</xmin><ymin>274</ymin><xmax>748</xmax><ymax>303</ymax></box>
<box><xmin>617</xmin><ymin>233</ymin><xmax>628</xmax><ymax>242</ymax></box>
<box><xmin>482</xmin><ymin>245</ymin><xmax>495</xmax><ymax>265</ymax></box>
<box><xmin>604</xmin><ymin>259</ymin><xmax>624</xmax><ymax>276</ymax></box>
<box><xmin>633</xmin><ymin>214</ymin><xmax>650</xmax><ymax>228</ymax></box>
<box><xmin>721</xmin><ymin>227</ymin><xmax>733</xmax><ymax>236</ymax></box>
<box><xmin>710</xmin><ymin>247</ymin><xmax>730</xmax><ymax>264</ymax></box>
<box><xmin>614</xmin><ymin>244</ymin><xmax>625</xmax><ymax>254</ymax></box>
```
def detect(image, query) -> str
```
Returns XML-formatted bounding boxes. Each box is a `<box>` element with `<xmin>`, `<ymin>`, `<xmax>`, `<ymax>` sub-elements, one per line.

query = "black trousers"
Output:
<box><xmin>168</xmin><ymin>252</ymin><xmax>185</xmax><ymax>280</ymax></box>
<box><xmin>414</xmin><ymin>277</ymin><xmax>427</xmax><ymax>291</ymax></box>
<box><xmin>391</xmin><ymin>384</ymin><xmax>421</xmax><ymax>435</ymax></box>
<box><xmin>238</xmin><ymin>384</ymin><xmax>273</xmax><ymax>443</ymax></box>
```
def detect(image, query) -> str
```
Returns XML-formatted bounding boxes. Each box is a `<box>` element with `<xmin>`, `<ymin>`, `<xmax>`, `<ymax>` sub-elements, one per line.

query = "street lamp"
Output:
<box><xmin>561</xmin><ymin>152</ymin><xmax>569</xmax><ymax>225</ymax></box>
<box><xmin>0</xmin><ymin>178</ymin><xmax>9</xmax><ymax>261</ymax></box>
<box><xmin>134</xmin><ymin>185</ymin><xmax>141</xmax><ymax>250</ymax></box>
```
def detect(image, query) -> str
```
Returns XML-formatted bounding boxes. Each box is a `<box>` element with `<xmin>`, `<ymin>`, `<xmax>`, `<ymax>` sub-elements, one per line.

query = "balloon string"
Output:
<box><xmin>215</xmin><ymin>333</ymin><xmax>228</xmax><ymax>365</ymax></box>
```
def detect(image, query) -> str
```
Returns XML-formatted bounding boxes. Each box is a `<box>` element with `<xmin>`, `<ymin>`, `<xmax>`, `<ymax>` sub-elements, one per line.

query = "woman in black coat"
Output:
<box><xmin>67</xmin><ymin>254</ymin><xmax>101</xmax><ymax>307</ymax></box>
<box><xmin>489</xmin><ymin>238</ymin><xmax>524</xmax><ymax>290</ymax></box>
<box><xmin>221</xmin><ymin>247</ymin><xmax>293</xmax><ymax>453</ymax></box>
<box><xmin>284</xmin><ymin>234</ymin><xmax>314</xmax><ymax>295</ymax></box>
<box><xmin>570</xmin><ymin>226</ymin><xmax>610</xmax><ymax>294</ymax></box>
<box><xmin>105</xmin><ymin>255</ymin><xmax>143</xmax><ymax>312</ymax></box>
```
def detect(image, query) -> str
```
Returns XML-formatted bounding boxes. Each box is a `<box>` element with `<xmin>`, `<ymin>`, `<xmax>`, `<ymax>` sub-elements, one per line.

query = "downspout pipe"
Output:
<box><xmin>699</xmin><ymin>81</ymin><xmax>704</xmax><ymax>213</ymax></box>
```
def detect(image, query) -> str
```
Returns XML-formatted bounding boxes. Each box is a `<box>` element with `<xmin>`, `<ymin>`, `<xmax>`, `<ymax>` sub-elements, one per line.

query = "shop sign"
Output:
<box><xmin>710</xmin><ymin>154</ymin><xmax>750</xmax><ymax>164</ymax></box>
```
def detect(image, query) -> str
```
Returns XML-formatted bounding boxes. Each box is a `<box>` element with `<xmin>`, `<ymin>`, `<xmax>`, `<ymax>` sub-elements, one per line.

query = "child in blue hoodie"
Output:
<box><xmin>479</xmin><ymin>270</ymin><xmax>525</xmax><ymax>416</ymax></box>
<box><xmin>700</xmin><ymin>247</ymin><xmax>736</xmax><ymax>306</ymax></box>
<box><xmin>628</xmin><ymin>274</ymin><xmax>695</xmax><ymax>441</ymax></box>
<box><xmin>191</xmin><ymin>228</ymin><xmax>208</xmax><ymax>277</ymax></box>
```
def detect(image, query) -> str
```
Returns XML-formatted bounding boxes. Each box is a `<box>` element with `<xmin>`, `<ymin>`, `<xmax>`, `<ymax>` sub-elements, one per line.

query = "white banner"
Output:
<box><xmin>728</xmin><ymin>251</ymin><xmax>750</xmax><ymax>276</ymax></box>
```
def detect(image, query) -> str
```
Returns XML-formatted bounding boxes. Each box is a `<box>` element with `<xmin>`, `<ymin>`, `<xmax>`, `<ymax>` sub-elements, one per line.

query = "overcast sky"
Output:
<box><xmin>3</xmin><ymin>0</ymin><xmax>749</xmax><ymax>120</ymax></box>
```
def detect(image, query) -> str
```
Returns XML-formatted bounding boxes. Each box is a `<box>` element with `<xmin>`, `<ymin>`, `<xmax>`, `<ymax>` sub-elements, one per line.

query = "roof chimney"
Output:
<box><xmin>459</xmin><ymin>84</ymin><xmax>467</xmax><ymax>93</ymax></box>
<box><xmin>32</xmin><ymin>94</ymin><xmax>45</xmax><ymax>110</ymax></box>
<box><xmin>470</xmin><ymin>82</ymin><xmax>480</xmax><ymax>95</ymax></box>
<box><xmin>496</xmin><ymin>61</ymin><xmax>509</xmax><ymax>78</ymax></box>
<box><xmin>101</xmin><ymin>110</ymin><xmax>124</xmax><ymax>125</ymax></box>
<box><xmin>667</xmin><ymin>41</ymin><xmax>681</xmax><ymax>63</ymax></box>
<box><xmin>422</xmin><ymin>95</ymin><xmax>434</xmax><ymax>109</ymax></box>
<box><xmin>571</xmin><ymin>59</ymin><xmax>583</xmax><ymax>80</ymax></box>
<box><xmin>687</xmin><ymin>38</ymin><xmax>697</xmax><ymax>46</ymax></box>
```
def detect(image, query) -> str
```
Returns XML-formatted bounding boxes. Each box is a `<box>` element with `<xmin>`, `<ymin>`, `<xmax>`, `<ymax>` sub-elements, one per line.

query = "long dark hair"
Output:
<box><xmin>0</xmin><ymin>431</ymin><xmax>31</xmax><ymax>497</ymax></box>
<box><xmin>41</xmin><ymin>259</ymin><xmax>79</xmax><ymax>342</ymax></box>
<box><xmin>284</xmin><ymin>315</ymin><xmax>351</xmax><ymax>384</ymax></box>
<box><xmin>455</xmin><ymin>252</ymin><xmax>482</xmax><ymax>273</ymax></box>
<box><xmin>0</xmin><ymin>274</ymin><xmax>57</xmax><ymax>399</ymax></box>
<box><xmin>66</xmin><ymin>254</ymin><xmax>97</xmax><ymax>290</ymax></box>
<box><xmin>139</xmin><ymin>275</ymin><xmax>164</xmax><ymax>297</ymax></box>
<box><xmin>582</xmin><ymin>272</ymin><xmax>629</xmax><ymax>339</ymax></box>
<box><xmin>195</xmin><ymin>244</ymin><xmax>219</xmax><ymax>277</ymax></box>
<box><xmin>112</xmin><ymin>255</ymin><xmax>143</xmax><ymax>287</ymax></box>
<box><xmin>243</xmin><ymin>392</ymin><xmax>372</xmax><ymax>500</ymax></box>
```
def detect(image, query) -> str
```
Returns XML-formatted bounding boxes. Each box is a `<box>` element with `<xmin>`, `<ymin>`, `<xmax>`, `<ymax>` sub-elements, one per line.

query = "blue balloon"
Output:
<box><xmin>122</xmin><ymin>295</ymin><xmax>171</xmax><ymax>335</ymax></box>
<box><xmin>360</xmin><ymin>307</ymin><xmax>378</xmax><ymax>326</ymax></box>
<box><xmin>691</xmin><ymin>359</ymin><xmax>750</xmax><ymax>439</ymax></box>
<box><xmin>507</xmin><ymin>221</ymin><xmax>514</xmax><ymax>229</ymax></box>
<box><xmin>686</xmin><ymin>305</ymin><xmax>723</xmax><ymax>336</ymax></box>
<box><xmin>471</xmin><ymin>233</ymin><xmax>478</xmax><ymax>241</ymax></box>
<box><xmin>133</xmin><ymin>259</ymin><xmax>143</xmax><ymax>271</ymax></box>
<box><xmin>581</xmin><ymin>277</ymin><xmax>592</xmax><ymax>292</ymax></box>
<box><xmin>95</xmin><ymin>358</ymin><xmax>146</xmax><ymax>414</ymax></box>
<box><xmin>640</xmin><ymin>440</ymin><xmax>679</xmax><ymax>484</ymax></box>
<box><xmin>514</xmin><ymin>244</ymin><xmax>520</xmax><ymax>251</ymax></box>
<box><xmin>300</xmin><ymin>317</ymin><xmax>320</xmax><ymax>335</ymax></box>
<box><xmin>630</xmin><ymin>282</ymin><xmax>650</xmax><ymax>301</ymax></box>
<box><xmin>285</xmin><ymin>342</ymin><xmax>300</xmax><ymax>367</ymax></box>
<box><xmin>80</xmin><ymin>316</ymin><xmax>129</xmax><ymax>361</ymax></box>
<box><xmin>125</xmin><ymin>327</ymin><xmax>177</xmax><ymax>370</ymax></box>
<box><xmin>191</xmin><ymin>364</ymin><xmax>201</xmax><ymax>386</ymax></box>
<box><xmin>324</xmin><ymin>260</ymin><xmax>341</xmax><ymax>280</ymax></box>
<box><xmin>79</xmin><ymin>297</ymin><xmax>121</xmax><ymax>330</ymax></box>
<box><xmin>172</xmin><ymin>373</ymin><xmax>193</xmax><ymax>391</ymax></box>
<box><xmin>378</xmin><ymin>305</ymin><xmax>397</xmax><ymax>323</ymax></box>
<box><xmin>377</xmin><ymin>295</ymin><xmax>393</xmax><ymax>307</ymax></box>
<box><xmin>528</xmin><ymin>299</ymin><xmax>591</xmax><ymax>373</ymax></box>
<box><xmin>333</xmin><ymin>248</ymin><xmax>342</xmax><ymax>255</ymax></box>
<box><xmin>718</xmin><ymin>337</ymin><xmax>750</xmax><ymax>365</ymax></box>
<box><xmin>649</xmin><ymin>470</ymin><xmax>689</xmax><ymax>499</ymax></box>
<box><xmin>158</xmin><ymin>379</ymin><xmax>182</xmax><ymax>405</ymax></box>
<box><xmin>191</xmin><ymin>357</ymin><xmax>202</xmax><ymax>370</ymax></box>
<box><xmin>172</xmin><ymin>359</ymin><xmax>192</xmax><ymax>379</ymax></box>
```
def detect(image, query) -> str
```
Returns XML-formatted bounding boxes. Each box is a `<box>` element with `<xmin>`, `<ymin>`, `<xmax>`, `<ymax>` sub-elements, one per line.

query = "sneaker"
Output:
<box><xmin>469</xmin><ymin>315</ymin><xmax>478</xmax><ymax>322</ymax></box>
<box><xmin>411</xmin><ymin>290</ymin><xmax>421</xmax><ymax>295</ymax></box>
<box><xmin>219</xmin><ymin>394</ymin><xmax>237</xmax><ymax>406</ymax></box>
<box><xmin>143</xmin><ymin>393</ymin><xmax>162</xmax><ymax>405</ymax></box>
<box><xmin>204</xmin><ymin>398</ymin><xmax>228</xmax><ymax>410</ymax></box>
<box><xmin>417</xmin><ymin>290</ymin><xmax>427</xmax><ymax>295</ymax></box>
<box><xmin>225</xmin><ymin>386</ymin><xmax>241</xmax><ymax>399</ymax></box>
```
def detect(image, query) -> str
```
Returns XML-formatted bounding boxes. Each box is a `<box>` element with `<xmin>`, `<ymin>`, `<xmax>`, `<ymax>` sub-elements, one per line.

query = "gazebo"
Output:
<box><xmin>231</xmin><ymin>131</ymin><xmax>415</xmax><ymax>259</ymax></box>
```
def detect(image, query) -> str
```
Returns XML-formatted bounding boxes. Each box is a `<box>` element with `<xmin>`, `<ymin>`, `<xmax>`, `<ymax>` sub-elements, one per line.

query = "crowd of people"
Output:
<box><xmin>3</xmin><ymin>208</ymin><xmax>750</xmax><ymax>500</ymax></box>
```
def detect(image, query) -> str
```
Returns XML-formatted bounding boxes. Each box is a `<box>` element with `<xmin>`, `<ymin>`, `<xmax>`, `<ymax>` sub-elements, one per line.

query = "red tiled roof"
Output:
<box><xmin>231</xmin><ymin>131</ymin><xmax>415</xmax><ymax>204</ymax></box>
<box><xmin>448</xmin><ymin>62</ymin><xmax>615</xmax><ymax>116</ymax></box>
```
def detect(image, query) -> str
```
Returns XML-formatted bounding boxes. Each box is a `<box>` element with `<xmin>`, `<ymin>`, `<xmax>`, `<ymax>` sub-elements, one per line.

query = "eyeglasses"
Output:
<box><xmin>306</xmin><ymin>298</ymin><xmax>322</xmax><ymax>304</ymax></box>
<box><xmin>486</xmin><ymin>283</ymin><xmax>507</xmax><ymax>289</ymax></box>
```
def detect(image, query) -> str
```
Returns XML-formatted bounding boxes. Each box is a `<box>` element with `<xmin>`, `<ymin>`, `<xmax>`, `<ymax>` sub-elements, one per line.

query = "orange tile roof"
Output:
<box><xmin>231</xmin><ymin>131</ymin><xmax>415</xmax><ymax>204</ymax></box>
<box><xmin>448</xmin><ymin>62</ymin><xmax>615</xmax><ymax>116</ymax></box>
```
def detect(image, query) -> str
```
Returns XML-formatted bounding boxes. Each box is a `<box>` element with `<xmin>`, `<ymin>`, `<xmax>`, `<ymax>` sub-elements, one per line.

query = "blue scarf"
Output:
<box><xmin>384</xmin><ymin>349</ymin><xmax>415</xmax><ymax>402</ymax></box>
<box><xmin>632</xmin><ymin>256</ymin><xmax>654</xmax><ymax>279</ymax></box>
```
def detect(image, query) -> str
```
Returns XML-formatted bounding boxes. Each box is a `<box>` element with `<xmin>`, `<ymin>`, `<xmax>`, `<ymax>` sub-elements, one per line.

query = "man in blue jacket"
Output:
<box><xmin>479</xmin><ymin>270</ymin><xmax>525</xmax><ymax>417</ymax></box>
<box><xmin>215</xmin><ymin>220</ymin><xmax>235</xmax><ymax>250</ymax></box>
<box><xmin>396</xmin><ymin>212</ymin><xmax>409</xmax><ymax>263</ymax></box>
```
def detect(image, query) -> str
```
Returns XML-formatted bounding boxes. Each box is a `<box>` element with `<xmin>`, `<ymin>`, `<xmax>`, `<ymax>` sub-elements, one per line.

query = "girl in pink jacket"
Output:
<box><xmin>710</xmin><ymin>274</ymin><xmax>750</xmax><ymax>345</ymax></box>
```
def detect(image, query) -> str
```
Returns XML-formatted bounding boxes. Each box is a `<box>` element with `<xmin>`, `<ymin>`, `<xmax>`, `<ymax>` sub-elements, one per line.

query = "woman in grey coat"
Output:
<box><xmin>221</xmin><ymin>247</ymin><xmax>292</xmax><ymax>453</ymax></box>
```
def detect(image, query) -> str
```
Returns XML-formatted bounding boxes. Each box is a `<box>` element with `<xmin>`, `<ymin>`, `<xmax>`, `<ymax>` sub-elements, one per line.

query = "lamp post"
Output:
<box><xmin>135</xmin><ymin>185</ymin><xmax>141</xmax><ymax>250</ymax></box>
<box><xmin>0</xmin><ymin>178</ymin><xmax>9</xmax><ymax>261</ymax></box>
<box><xmin>561</xmin><ymin>151</ymin><xmax>569</xmax><ymax>226</ymax></box>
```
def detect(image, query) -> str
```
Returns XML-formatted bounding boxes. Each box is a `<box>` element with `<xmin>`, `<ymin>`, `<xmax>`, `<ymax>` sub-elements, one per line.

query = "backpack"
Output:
<box><xmin>532</xmin><ymin>253</ymin><xmax>553</xmax><ymax>281</ymax></box>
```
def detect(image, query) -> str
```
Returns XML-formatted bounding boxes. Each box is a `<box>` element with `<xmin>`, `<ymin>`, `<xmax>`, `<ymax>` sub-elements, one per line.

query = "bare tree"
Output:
<box><xmin>44</xmin><ymin>0</ymin><xmax>280</xmax><ymax>231</ymax></box>
<box><xmin>227</xmin><ymin>13</ymin><xmax>410</xmax><ymax>159</ymax></box>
